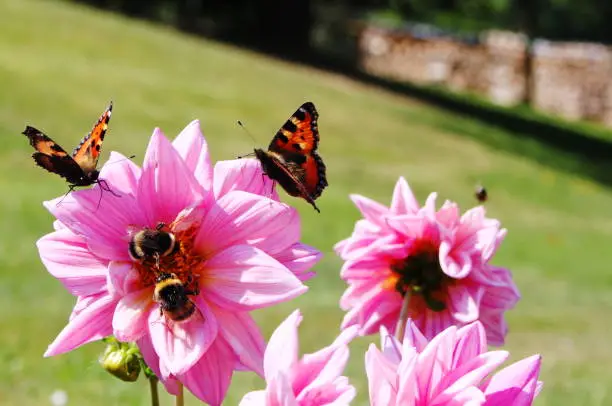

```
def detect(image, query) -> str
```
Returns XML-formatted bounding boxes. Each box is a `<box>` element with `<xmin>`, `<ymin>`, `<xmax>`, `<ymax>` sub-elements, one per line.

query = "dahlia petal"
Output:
<box><xmin>395</xmin><ymin>347</ymin><xmax>418</xmax><ymax>405</ymax></box>
<box><xmin>379</xmin><ymin>326</ymin><xmax>402</xmax><ymax>363</ymax></box>
<box><xmin>106</xmin><ymin>262</ymin><xmax>141</xmax><ymax>298</ymax></box>
<box><xmin>205</xmin><ymin>245</ymin><xmax>307</xmax><ymax>311</ymax></box>
<box><xmin>340</xmin><ymin>233</ymin><xmax>405</xmax><ymax>262</ymax></box>
<box><xmin>438</xmin><ymin>387</ymin><xmax>486</xmax><ymax>406</ymax></box>
<box><xmin>53</xmin><ymin>220</ymin><xmax>66</xmax><ymax>230</ymax></box>
<box><xmin>324</xmin><ymin>378</ymin><xmax>357</xmax><ymax>406</ymax></box>
<box><xmin>294</xmin><ymin>326</ymin><xmax>358</xmax><ymax>395</ymax></box>
<box><xmin>265</xmin><ymin>309</ymin><xmax>301</xmax><ymax>382</ymax></box>
<box><xmin>390</xmin><ymin>176</ymin><xmax>420</xmax><ymax>215</ymax></box>
<box><xmin>239</xmin><ymin>390</ymin><xmax>268</xmax><ymax>406</ymax></box>
<box><xmin>402</xmin><ymin>319</ymin><xmax>429</xmax><ymax>353</ymax></box>
<box><xmin>296</xmin><ymin>347</ymin><xmax>350</xmax><ymax>398</ymax></box>
<box><xmin>439</xmin><ymin>240</ymin><xmax>473</xmax><ymax>279</ymax></box>
<box><xmin>365</xmin><ymin>345</ymin><xmax>397</xmax><ymax>406</ymax></box>
<box><xmin>70</xmin><ymin>291</ymin><xmax>108</xmax><ymax>321</ymax></box>
<box><xmin>137</xmin><ymin>335</ymin><xmax>180</xmax><ymax>395</ymax></box>
<box><xmin>296</xmin><ymin>380</ymin><xmax>355</xmax><ymax>405</ymax></box>
<box><xmin>435</xmin><ymin>201</ymin><xmax>460</xmax><ymax>229</ymax></box>
<box><xmin>435</xmin><ymin>351</ymin><xmax>508</xmax><ymax>403</ymax></box>
<box><xmin>149</xmin><ymin>296</ymin><xmax>218</xmax><ymax>375</ymax></box>
<box><xmin>482</xmin><ymin>229</ymin><xmax>507</xmax><ymax>263</ymax></box>
<box><xmin>447</xmin><ymin>284</ymin><xmax>482</xmax><ymax>324</ymax></box>
<box><xmin>98</xmin><ymin>151</ymin><xmax>141</xmax><ymax>195</ymax></box>
<box><xmin>211</xmin><ymin>306</ymin><xmax>265</xmax><ymax>377</ymax></box>
<box><xmin>413</xmin><ymin>307</ymin><xmax>456</xmax><ymax>341</ymax></box>
<box><xmin>171</xmin><ymin>120</ymin><xmax>213</xmax><ymax>193</ymax></box>
<box><xmin>137</xmin><ymin>128</ymin><xmax>204</xmax><ymax>226</ymax></box>
<box><xmin>478</xmin><ymin>309</ymin><xmax>508</xmax><ymax>346</ymax></box>
<box><xmin>453</xmin><ymin>322</ymin><xmax>488</xmax><ymax>368</ymax></box>
<box><xmin>196</xmin><ymin>191</ymin><xmax>299</xmax><ymax>257</ymax></box>
<box><xmin>385</xmin><ymin>214</ymin><xmax>429</xmax><ymax>239</ymax></box>
<box><xmin>341</xmin><ymin>285</ymin><xmax>400</xmax><ymax>335</ymax></box>
<box><xmin>480</xmin><ymin>267</ymin><xmax>521</xmax><ymax>308</ymax></box>
<box><xmin>112</xmin><ymin>288</ymin><xmax>154</xmax><ymax>342</ymax></box>
<box><xmin>179</xmin><ymin>335</ymin><xmax>235</xmax><ymax>406</ymax></box>
<box><xmin>272</xmin><ymin>242</ymin><xmax>321</xmax><ymax>282</ymax></box>
<box><xmin>350</xmin><ymin>194</ymin><xmax>389</xmax><ymax>227</ymax></box>
<box><xmin>213</xmin><ymin>159</ymin><xmax>279</xmax><ymax>200</ymax></box>
<box><xmin>45</xmin><ymin>293</ymin><xmax>115</xmax><ymax>357</ymax></box>
<box><xmin>340</xmin><ymin>277</ymin><xmax>388</xmax><ymax>309</ymax></box>
<box><xmin>267</xmin><ymin>372</ymin><xmax>299</xmax><ymax>406</ymax></box>
<box><xmin>44</xmin><ymin>186</ymin><xmax>143</xmax><ymax>261</ymax></box>
<box><xmin>483</xmin><ymin>354</ymin><xmax>542</xmax><ymax>406</ymax></box>
<box><xmin>416</xmin><ymin>325</ymin><xmax>458</xmax><ymax>398</ymax></box>
<box><xmin>37</xmin><ymin>228</ymin><xmax>107</xmax><ymax>296</ymax></box>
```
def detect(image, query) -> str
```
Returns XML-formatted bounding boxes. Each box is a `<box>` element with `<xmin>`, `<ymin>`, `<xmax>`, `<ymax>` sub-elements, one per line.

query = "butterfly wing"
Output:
<box><xmin>71</xmin><ymin>102</ymin><xmax>113</xmax><ymax>175</ymax></box>
<box><xmin>254</xmin><ymin>149</ymin><xmax>321</xmax><ymax>212</ymax></box>
<box><xmin>268</xmin><ymin>102</ymin><xmax>319</xmax><ymax>155</ymax></box>
<box><xmin>302</xmin><ymin>153</ymin><xmax>328</xmax><ymax>200</ymax></box>
<box><xmin>22</xmin><ymin>126</ymin><xmax>86</xmax><ymax>184</ymax></box>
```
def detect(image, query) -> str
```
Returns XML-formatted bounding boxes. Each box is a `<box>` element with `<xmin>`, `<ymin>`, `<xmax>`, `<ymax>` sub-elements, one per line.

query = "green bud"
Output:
<box><xmin>99</xmin><ymin>337</ymin><xmax>141</xmax><ymax>382</ymax></box>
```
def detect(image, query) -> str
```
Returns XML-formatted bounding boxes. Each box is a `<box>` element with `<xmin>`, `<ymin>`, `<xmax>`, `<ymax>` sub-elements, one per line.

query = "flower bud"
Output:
<box><xmin>99</xmin><ymin>337</ymin><xmax>141</xmax><ymax>382</ymax></box>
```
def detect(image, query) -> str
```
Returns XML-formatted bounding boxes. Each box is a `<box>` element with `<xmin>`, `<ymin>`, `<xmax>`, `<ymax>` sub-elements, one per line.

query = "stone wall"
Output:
<box><xmin>358</xmin><ymin>25</ymin><xmax>612</xmax><ymax>127</ymax></box>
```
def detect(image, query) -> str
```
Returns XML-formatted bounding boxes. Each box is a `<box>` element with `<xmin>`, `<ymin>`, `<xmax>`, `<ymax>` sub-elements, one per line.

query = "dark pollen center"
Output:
<box><xmin>390</xmin><ymin>240</ymin><xmax>451</xmax><ymax>312</ymax></box>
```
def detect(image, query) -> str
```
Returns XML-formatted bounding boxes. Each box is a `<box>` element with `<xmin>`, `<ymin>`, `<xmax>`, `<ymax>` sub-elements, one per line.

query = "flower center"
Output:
<box><xmin>133</xmin><ymin>221</ymin><xmax>203</xmax><ymax>293</ymax></box>
<box><xmin>389</xmin><ymin>239</ymin><xmax>452</xmax><ymax>312</ymax></box>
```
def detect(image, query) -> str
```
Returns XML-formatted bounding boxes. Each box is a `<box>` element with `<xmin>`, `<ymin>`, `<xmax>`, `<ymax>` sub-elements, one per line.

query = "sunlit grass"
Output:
<box><xmin>1</xmin><ymin>0</ymin><xmax>612</xmax><ymax>404</ymax></box>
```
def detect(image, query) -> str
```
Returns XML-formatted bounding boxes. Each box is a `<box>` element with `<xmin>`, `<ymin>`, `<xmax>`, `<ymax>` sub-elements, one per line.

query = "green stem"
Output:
<box><xmin>395</xmin><ymin>290</ymin><xmax>412</xmax><ymax>341</ymax></box>
<box><xmin>149</xmin><ymin>376</ymin><xmax>160</xmax><ymax>406</ymax></box>
<box><xmin>175</xmin><ymin>382</ymin><xmax>184</xmax><ymax>406</ymax></box>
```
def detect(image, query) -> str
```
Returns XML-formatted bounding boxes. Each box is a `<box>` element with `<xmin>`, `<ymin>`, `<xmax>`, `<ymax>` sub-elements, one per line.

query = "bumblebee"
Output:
<box><xmin>154</xmin><ymin>272</ymin><xmax>198</xmax><ymax>322</ymax></box>
<box><xmin>475</xmin><ymin>185</ymin><xmax>488</xmax><ymax>203</ymax></box>
<box><xmin>128</xmin><ymin>223</ymin><xmax>177</xmax><ymax>263</ymax></box>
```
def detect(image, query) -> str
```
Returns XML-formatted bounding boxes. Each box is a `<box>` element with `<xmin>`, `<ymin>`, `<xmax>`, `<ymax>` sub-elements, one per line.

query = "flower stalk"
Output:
<box><xmin>149</xmin><ymin>376</ymin><xmax>160</xmax><ymax>406</ymax></box>
<box><xmin>395</xmin><ymin>290</ymin><xmax>411</xmax><ymax>341</ymax></box>
<box><xmin>175</xmin><ymin>382</ymin><xmax>184</xmax><ymax>406</ymax></box>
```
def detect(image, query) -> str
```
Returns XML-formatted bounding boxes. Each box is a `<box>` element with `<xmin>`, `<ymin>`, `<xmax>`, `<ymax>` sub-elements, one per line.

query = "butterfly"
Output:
<box><xmin>22</xmin><ymin>102</ymin><xmax>117</xmax><ymax>197</ymax></box>
<box><xmin>253</xmin><ymin>102</ymin><xmax>328</xmax><ymax>213</ymax></box>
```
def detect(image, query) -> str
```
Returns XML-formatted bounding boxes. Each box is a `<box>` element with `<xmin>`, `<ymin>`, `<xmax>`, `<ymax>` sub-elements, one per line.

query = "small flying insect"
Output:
<box><xmin>475</xmin><ymin>185</ymin><xmax>488</xmax><ymax>203</ymax></box>
<box><xmin>128</xmin><ymin>223</ymin><xmax>178</xmax><ymax>266</ymax></box>
<box><xmin>154</xmin><ymin>272</ymin><xmax>198</xmax><ymax>322</ymax></box>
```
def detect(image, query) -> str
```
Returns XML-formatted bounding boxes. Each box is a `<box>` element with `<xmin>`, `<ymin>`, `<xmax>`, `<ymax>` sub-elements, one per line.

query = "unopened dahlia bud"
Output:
<box><xmin>99</xmin><ymin>337</ymin><xmax>141</xmax><ymax>382</ymax></box>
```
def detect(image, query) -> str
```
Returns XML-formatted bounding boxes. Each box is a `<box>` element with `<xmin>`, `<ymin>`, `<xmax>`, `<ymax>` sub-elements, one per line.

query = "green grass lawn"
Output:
<box><xmin>1</xmin><ymin>0</ymin><xmax>612</xmax><ymax>404</ymax></box>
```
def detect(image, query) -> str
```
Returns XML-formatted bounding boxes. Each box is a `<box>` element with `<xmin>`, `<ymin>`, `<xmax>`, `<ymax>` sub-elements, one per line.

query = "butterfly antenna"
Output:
<box><xmin>103</xmin><ymin>155</ymin><xmax>136</xmax><ymax>167</ymax></box>
<box><xmin>235</xmin><ymin>120</ymin><xmax>260</xmax><ymax>158</ymax></box>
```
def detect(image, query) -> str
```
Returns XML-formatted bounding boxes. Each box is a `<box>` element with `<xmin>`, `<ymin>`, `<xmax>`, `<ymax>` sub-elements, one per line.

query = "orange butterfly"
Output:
<box><xmin>254</xmin><ymin>102</ymin><xmax>328</xmax><ymax>213</ymax></box>
<box><xmin>22</xmin><ymin>102</ymin><xmax>116</xmax><ymax>195</ymax></box>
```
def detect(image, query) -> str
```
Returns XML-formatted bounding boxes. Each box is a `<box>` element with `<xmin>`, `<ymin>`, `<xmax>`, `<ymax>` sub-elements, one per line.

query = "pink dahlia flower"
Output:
<box><xmin>239</xmin><ymin>310</ymin><xmax>357</xmax><ymax>406</ymax></box>
<box><xmin>335</xmin><ymin>177</ymin><xmax>519</xmax><ymax>345</ymax></box>
<box><xmin>366</xmin><ymin>321</ymin><xmax>543</xmax><ymax>405</ymax></box>
<box><xmin>37</xmin><ymin>121</ymin><xmax>321</xmax><ymax>405</ymax></box>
